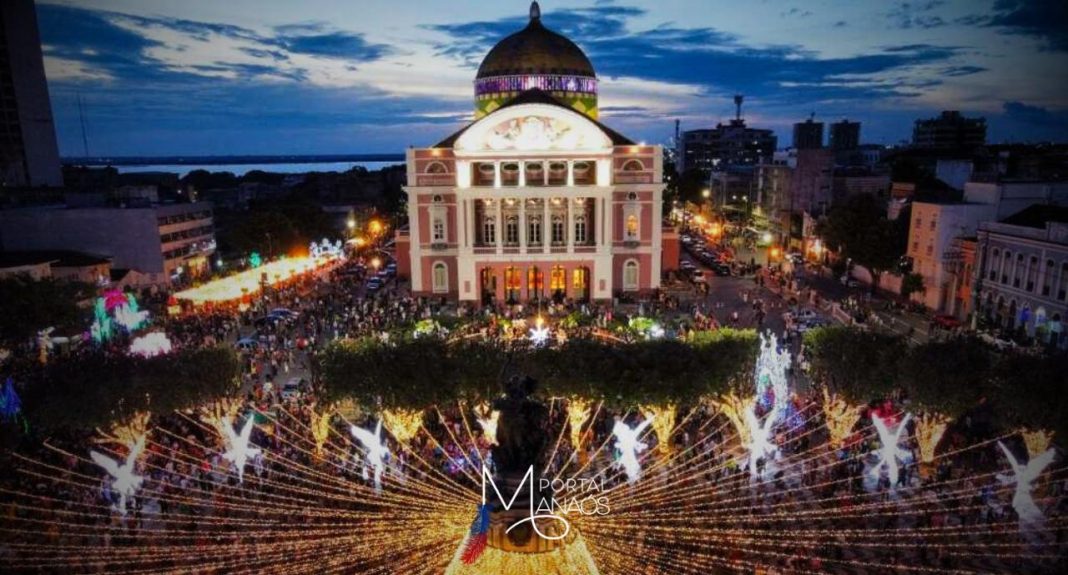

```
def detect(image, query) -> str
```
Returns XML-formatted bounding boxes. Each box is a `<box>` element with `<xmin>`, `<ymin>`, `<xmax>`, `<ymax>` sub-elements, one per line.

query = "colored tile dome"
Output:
<box><xmin>475</xmin><ymin>2</ymin><xmax>595</xmax><ymax>79</ymax></box>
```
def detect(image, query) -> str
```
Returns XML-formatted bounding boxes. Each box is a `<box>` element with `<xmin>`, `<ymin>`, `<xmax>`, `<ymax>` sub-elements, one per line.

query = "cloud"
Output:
<box><xmin>984</xmin><ymin>0</ymin><xmax>1068</xmax><ymax>52</ymax></box>
<box><xmin>276</xmin><ymin>30</ymin><xmax>394</xmax><ymax>60</ymax></box>
<box><xmin>1002</xmin><ymin>101</ymin><xmax>1068</xmax><ymax>129</ymax></box>
<box><xmin>886</xmin><ymin>1</ymin><xmax>948</xmax><ymax>30</ymax></box>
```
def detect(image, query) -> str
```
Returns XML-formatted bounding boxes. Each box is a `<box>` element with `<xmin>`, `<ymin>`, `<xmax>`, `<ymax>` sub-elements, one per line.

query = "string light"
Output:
<box><xmin>915</xmin><ymin>412</ymin><xmax>951</xmax><ymax>464</ymax></box>
<box><xmin>821</xmin><ymin>388</ymin><xmax>861</xmax><ymax>449</ymax></box>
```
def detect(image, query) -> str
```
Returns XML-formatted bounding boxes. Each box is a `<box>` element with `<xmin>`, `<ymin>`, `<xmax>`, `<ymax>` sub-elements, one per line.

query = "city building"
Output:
<box><xmin>911</xmin><ymin>111</ymin><xmax>986</xmax><ymax>151</ymax></box>
<box><xmin>399</xmin><ymin>3</ymin><xmax>664</xmax><ymax>304</ymax></box>
<box><xmin>0</xmin><ymin>202</ymin><xmax>215</xmax><ymax>286</ymax></box>
<box><xmin>792</xmin><ymin>117</ymin><xmax>824</xmax><ymax>150</ymax></box>
<box><xmin>974</xmin><ymin>205</ymin><xmax>1068</xmax><ymax>346</ymax></box>
<box><xmin>789</xmin><ymin>149</ymin><xmax>834</xmax><ymax>216</ymax></box>
<box><xmin>829</xmin><ymin>120</ymin><xmax>860</xmax><ymax>151</ymax></box>
<box><xmin>905</xmin><ymin>200</ymin><xmax>996</xmax><ymax>314</ymax></box>
<box><xmin>832</xmin><ymin>167</ymin><xmax>890</xmax><ymax>203</ymax></box>
<box><xmin>0</xmin><ymin>250</ymin><xmax>111</xmax><ymax>283</ymax></box>
<box><xmin>0</xmin><ymin>0</ymin><xmax>63</xmax><ymax>188</ymax></box>
<box><xmin>964</xmin><ymin>180</ymin><xmax>1068</xmax><ymax>220</ymax></box>
<box><xmin>677</xmin><ymin>96</ymin><xmax>776</xmax><ymax>175</ymax></box>
<box><xmin>755</xmin><ymin>161</ymin><xmax>794</xmax><ymax>245</ymax></box>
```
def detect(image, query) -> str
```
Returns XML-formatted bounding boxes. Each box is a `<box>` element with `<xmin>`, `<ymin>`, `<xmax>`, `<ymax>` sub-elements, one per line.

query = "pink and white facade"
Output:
<box><xmin>402</xmin><ymin>98</ymin><xmax>664</xmax><ymax>304</ymax></box>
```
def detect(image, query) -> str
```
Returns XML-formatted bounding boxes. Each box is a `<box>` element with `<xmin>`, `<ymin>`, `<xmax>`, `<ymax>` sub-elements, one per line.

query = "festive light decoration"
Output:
<box><xmin>128</xmin><ymin>332</ymin><xmax>173</xmax><ymax>357</ymax></box>
<box><xmin>915</xmin><ymin>413</ymin><xmax>951</xmax><ymax>464</ymax></box>
<box><xmin>89</xmin><ymin>434</ymin><xmax>145</xmax><ymax>515</ymax></box>
<box><xmin>36</xmin><ymin>327</ymin><xmax>53</xmax><ymax>364</ymax></box>
<box><xmin>743</xmin><ymin>404</ymin><xmax>778</xmax><ymax>477</ymax></box>
<box><xmin>642</xmin><ymin>404</ymin><xmax>676</xmax><ymax>456</ymax></box>
<box><xmin>566</xmin><ymin>398</ymin><xmax>592</xmax><ymax>452</ymax></box>
<box><xmin>174</xmin><ymin>256</ymin><xmax>324</xmax><ymax>304</ymax></box>
<box><xmin>112</xmin><ymin>292</ymin><xmax>149</xmax><ymax>331</ymax></box>
<box><xmin>310</xmin><ymin>408</ymin><xmax>333</xmax><ymax>456</ymax></box>
<box><xmin>0</xmin><ymin>377</ymin><xmax>23</xmax><ymax>422</ymax></box>
<box><xmin>351</xmin><ymin>420</ymin><xmax>390</xmax><ymax>493</ymax></box>
<box><xmin>249</xmin><ymin>251</ymin><xmax>262</xmax><ymax>268</ymax></box>
<box><xmin>201</xmin><ymin>398</ymin><xmax>242</xmax><ymax>438</ymax></box>
<box><xmin>528</xmin><ymin>316</ymin><xmax>551</xmax><ymax>347</ymax></box>
<box><xmin>870</xmin><ymin>412</ymin><xmax>912</xmax><ymax>487</ymax></box>
<box><xmin>96</xmin><ymin>411</ymin><xmax>150</xmax><ymax>453</ymax></box>
<box><xmin>446</xmin><ymin>530</ymin><xmax>602</xmax><ymax>575</ymax></box>
<box><xmin>821</xmin><ymin>388</ymin><xmax>861</xmax><ymax>449</ymax></box>
<box><xmin>90</xmin><ymin>297</ymin><xmax>113</xmax><ymax>343</ymax></box>
<box><xmin>612</xmin><ymin>416</ymin><xmax>653</xmax><ymax>483</ymax></box>
<box><xmin>474</xmin><ymin>402</ymin><xmax>499</xmax><ymax>446</ymax></box>
<box><xmin>710</xmin><ymin>392</ymin><xmax>755</xmax><ymax>454</ymax></box>
<box><xmin>381</xmin><ymin>408</ymin><xmax>423</xmax><ymax>444</ymax></box>
<box><xmin>996</xmin><ymin>441</ymin><xmax>1055</xmax><ymax>527</ymax></box>
<box><xmin>755</xmin><ymin>332</ymin><xmax>790</xmax><ymax>418</ymax></box>
<box><xmin>309</xmin><ymin>238</ymin><xmax>344</xmax><ymax>260</ymax></box>
<box><xmin>221</xmin><ymin>415</ymin><xmax>261</xmax><ymax>484</ymax></box>
<box><xmin>413</xmin><ymin>318</ymin><xmax>447</xmax><ymax>338</ymax></box>
<box><xmin>1020</xmin><ymin>428</ymin><xmax>1054</xmax><ymax>461</ymax></box>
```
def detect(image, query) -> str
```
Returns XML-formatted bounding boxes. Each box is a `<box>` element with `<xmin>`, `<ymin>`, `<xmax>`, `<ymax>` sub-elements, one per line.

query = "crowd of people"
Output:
<box><xmin>1</xmin><ymin>251</ymin><xmax>1065</xmax><ymax>574</ymax></box>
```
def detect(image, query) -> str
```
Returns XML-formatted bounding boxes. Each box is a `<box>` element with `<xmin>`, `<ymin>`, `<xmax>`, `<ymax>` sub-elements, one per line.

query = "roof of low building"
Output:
<box><xmin>999</xmin><ymin>204</ymin><xmax>1068</xmax><ymax>229</ymax></box>
<box><xmin>0</xmin><ymin>250</ymin><xmax>111</xmax><ymax>269</ymax></box>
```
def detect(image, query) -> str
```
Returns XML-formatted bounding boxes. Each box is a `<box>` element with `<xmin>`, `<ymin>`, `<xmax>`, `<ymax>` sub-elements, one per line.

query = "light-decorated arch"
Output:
<box><xmin>454</xmin><ymin>103</ymin><xmax>614</xmax><ymax>153</ymax></box>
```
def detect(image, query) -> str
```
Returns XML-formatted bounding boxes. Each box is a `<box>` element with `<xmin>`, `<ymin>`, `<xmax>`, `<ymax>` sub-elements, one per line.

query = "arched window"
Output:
<box><xmin>1013</xmin><ymin>253</ymin><xmax>1024</xmax><ymax>288</ymax></box>
<box><xmin>574</xmin><ymin>215</ymin><xmax>587</xmax><ymax>244</ymax></box>
<box><xmin>505</xmin><ymin>216</ymin><xmax>519</xmax><ymax>245</ymax></box>
<box><xmin>1043</xmin><ymin>259</ymin><xmax>1054</xmax><ymax>296</ymax></box>
<box><xmin>625</xmin><ymin>214</ymin><xmax>639</xmax><ymax>240</ymax></box>
<box><xmin>623</xmin><ymin>259</ymin><xmax>639</xmax><ymax>291</ymax></box>
<box><xmin>1001</xmin><ymin>250</ymin><xmax>1011</xmax><ymax>284</ymax></box>
<box><xmin>622</xmin><ymin>159</ymin><xmax>644</xmax><ymax>171</ymax></box>
<box><xmin>425</xmin><ymin>161</ymin><xmax>447</xmax><ymax>174</ymax></box>
<box><xmin>527</xmin><ymin>266</ymin><xmax>544</xmax><ymax>296</ymax></box>
<box><xmin>432</xmin><ymin>262</ymin><xmax>448</xmax><ymax>293</ymax></box>
<box><xmin>551</xmin><ymin>215</ymin><xmax>565</xmax><ymax>244</ymax></box>
<box><xmin>1027</xmin><ymin>256</ymin><xmax>1039</xmax><ymax>292</ymax></box>
<box><xmin>482</xmin><ymin>216</ymin><xmax>496</xmax><ymax>245</ymax></box>
<box><xmin>989</xmin><ymin>248</ymin><xmax>999</xmax><ymax>280</ymax></box>
<box><xmin>528</xmin><ymin>216</ymin><xmax>542</xmax><ymax>245</ymax></box>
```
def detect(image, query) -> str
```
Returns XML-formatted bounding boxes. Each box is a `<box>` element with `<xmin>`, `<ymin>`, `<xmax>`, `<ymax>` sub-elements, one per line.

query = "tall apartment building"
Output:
<box><xmin>912</xmin><ymin>111</ymin><xmax>986</xmax><ymax>151</ymax></box>
<box><xmin>0</xmin><ymin>0</ymin><xmax>62</xmax><ymax>188</ymax></box>
<box><xmin>829</xmin><ymin>120</ymin><xmax>860</xmax><ymax>151</ymax></box>
<box><xmin>792</xmin><ymin>117</ymin><xmax>824</xmax><ymax>150</ymax></box>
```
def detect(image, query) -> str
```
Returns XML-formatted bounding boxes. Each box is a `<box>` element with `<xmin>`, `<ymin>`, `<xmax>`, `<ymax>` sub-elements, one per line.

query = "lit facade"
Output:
<box><xmin>402</xmin><ymin>4</ymin><xmax>663</xmax><ymax>305</ymax></box>
<box><xmin>404</xmin><ymin>101</ymin><xmax>662</xmax><ymax>304</ymax></box>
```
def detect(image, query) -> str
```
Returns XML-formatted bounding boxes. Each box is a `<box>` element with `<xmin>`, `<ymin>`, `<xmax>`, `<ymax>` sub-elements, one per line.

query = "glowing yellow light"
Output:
<box><xmin>915</xmin><ymin>412</ymin><xmax>951</xmax><ymax>464</ymax></box>
<box><xmin>709</xmin><ymin>222</ymin><xmax>722</xmax><ymax>236</ymax></box>
<box><xmin>710</xmin><ymin>392</ymin><xmax>755</xmax><ymax>452</ymax></box>
<box><xmin>1020</xmin><ymin>428</ymin><xmax>1053</xmax><ymax>460</ymax></box>
<box><xmin>95</xmin><ymin>411</ymin><xmax>151</xmax><ymax>453</ymax></box>
<box><xmin>201</xmin><ymin>398</ymin><xmax>241</xmax><ymax>439</ymax></box>
<box><xmin>474</xmin><ymin>402</ymin><xmax>500</xmax><ymax>446</ymax></box>
<box><xmin>175</xmin><ymin>256</ymin><xmax>329</xmax><ymax>304</ymax></box>
<box><xmin>369</xmin><ymin>220</ymin><xmax>384</xmax><ymax>235</ymax></box>
<box><xmin>566</xmin><ymin>398</ymin><xmax>592</xmax><ymax>452</ymax></box>
<box><xmin>310</xmin><ymin>407</ymin><xmax>333</xmax><ymax>456</ymax></box>
<box><xmin>382</xmin><ymin>408</ymin><xmax>423</xmax><ymax>444</ymax></box>
<box><xmin>642</xmin><ymin>403</ymin><xmax>676</xmax><ymax>456</ymax></box>
<box><xmin>821</xmin><ymin>388</ymin><xmax>861</xmax><ymax>449</ymax></box>
<box><xmin>445</xmin><ymin>528</ymin><xmax>600</xmax><ymax>575</ymax></box>
<box><xmin>371</xmin><ymin>257</ymin><xmax>382</xmax><ymax>270</ymax></box>
<box><xmin>770</xmin><ymin>247</ymin><xmax>782</xmax><ymax>258</ymax></box>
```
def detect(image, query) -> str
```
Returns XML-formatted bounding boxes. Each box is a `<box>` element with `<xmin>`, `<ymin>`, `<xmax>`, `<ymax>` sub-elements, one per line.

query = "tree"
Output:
<box><xmin>901</xmin><ymin>273</ymin><xmax>925</xmax><ymax>300</ymax></box>
<box><xmin>22</xmin><ymin>347</ymin><xmax>241</xmax><ymax>432</ymax></box>
<box><xmin>816</xmin><ymin>194</ymin><xmax>907</xmax><ymax>289</ymax></box>
<box><xmin>898</xmin><ymin>338</ymin><xmax>991</xmax><ymax>417</ymax></box>
<box><xmin>803</xmin><ymin>327</ymin><xmax>905</xmax><ymax>404</ymax></box>
<box><xmin>0</xmin><ymin>277</ymin><xmax>91</xmax><ymax>346</ymax></box>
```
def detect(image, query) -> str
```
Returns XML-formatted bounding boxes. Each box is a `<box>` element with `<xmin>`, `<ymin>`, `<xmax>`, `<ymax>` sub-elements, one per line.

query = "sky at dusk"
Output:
<box><xmin>36</xmin><ymin>0</ymin><xmax>1068</xmax><ymax>157</ymax></box>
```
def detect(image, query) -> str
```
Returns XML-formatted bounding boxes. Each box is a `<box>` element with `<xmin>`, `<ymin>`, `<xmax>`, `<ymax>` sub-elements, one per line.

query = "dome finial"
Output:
<box><xmin>530</xmin><ymin>1</ymin><xmax>541</xmax><ymax>21</ymax></box>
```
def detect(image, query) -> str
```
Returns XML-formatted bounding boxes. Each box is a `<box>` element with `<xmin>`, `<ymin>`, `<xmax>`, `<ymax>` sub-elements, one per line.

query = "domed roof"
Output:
<box><xmin>475</xmin><ymin>2</ymin><xmax>595</xmax><ymax>79</ymax></box>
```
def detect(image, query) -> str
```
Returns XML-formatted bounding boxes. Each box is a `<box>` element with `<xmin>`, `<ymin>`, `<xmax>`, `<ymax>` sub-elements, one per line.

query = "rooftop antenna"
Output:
<box><xmin>734</xmin><ymin>94</ymin><xmax>744</xmax><ymax>121</ymax></box>
<box><xmin>77</xmin><ymin>93</ymin><xmax>90</xmax><ymax>159</ymax></box>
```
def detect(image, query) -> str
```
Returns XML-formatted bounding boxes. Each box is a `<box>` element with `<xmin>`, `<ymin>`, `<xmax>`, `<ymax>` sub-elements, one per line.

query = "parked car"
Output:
<box><xmin>234</xmin><ymin>337</ymin><xmax>259</xmax><ymax>351</ymax></box>
<box><xmin>281</xmin><ymin>377</ymin><xmax>304</xmax><ymax>401</ymax></box>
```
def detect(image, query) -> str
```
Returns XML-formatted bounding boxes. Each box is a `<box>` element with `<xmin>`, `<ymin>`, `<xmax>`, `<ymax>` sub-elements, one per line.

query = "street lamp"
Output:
<box><xmin>346</xmin><ymin>218</ymin><xmax>356</xmax><ymax>230</ymax></box>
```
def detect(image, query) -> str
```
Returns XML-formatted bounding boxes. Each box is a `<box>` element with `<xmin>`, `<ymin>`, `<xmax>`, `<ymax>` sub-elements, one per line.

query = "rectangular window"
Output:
<box><xmin>432</xmin><ymin>218</ymin><xmax>445</xmax><ymax>242</ymax></box>
<box><xmin>506</xmin><ymin>218</ymin><xmax>519</xmax><ymax>245</ymax></box>
<box><xmin>483</xmin><ymin>219</ymin><xmax>496</xmax><ymax>245</ymax></box>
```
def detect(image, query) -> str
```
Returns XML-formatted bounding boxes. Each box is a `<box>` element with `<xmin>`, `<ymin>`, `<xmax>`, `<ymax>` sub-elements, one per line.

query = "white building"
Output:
<box><xmin>906</xmin><ymin>201</ymin><xmax>996</xmax><ymax>313</ymax></box>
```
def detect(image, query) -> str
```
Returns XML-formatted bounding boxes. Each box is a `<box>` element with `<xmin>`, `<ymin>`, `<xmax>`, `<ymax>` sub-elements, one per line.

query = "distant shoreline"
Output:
<box><xmin>61</xmin><ymin>154</ymin><xmax>405</xmax><ymax>167</ymax></box>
